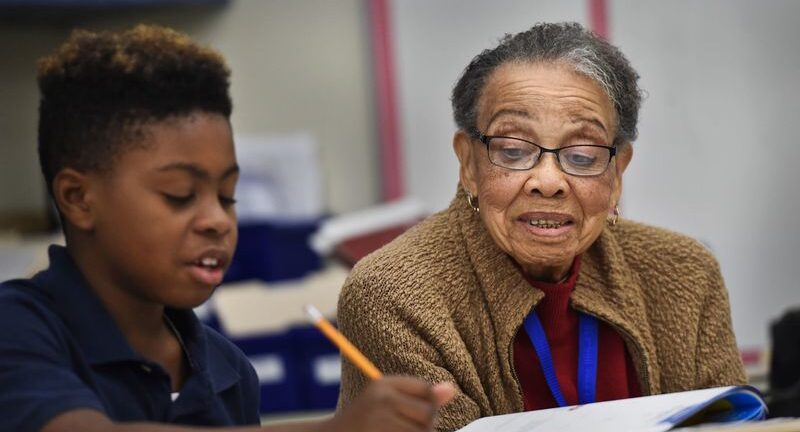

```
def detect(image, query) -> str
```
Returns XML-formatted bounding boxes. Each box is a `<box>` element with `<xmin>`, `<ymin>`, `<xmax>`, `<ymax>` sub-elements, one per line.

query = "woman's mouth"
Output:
<box><xmin>527</xmin><ymin>219</ymin><xmax>569</xmax><ymax>229</ymax></box>
<box><xmin>518</xmin><ymin>213</ymin><xmax>575</xmax><ymax>237</ymax></box>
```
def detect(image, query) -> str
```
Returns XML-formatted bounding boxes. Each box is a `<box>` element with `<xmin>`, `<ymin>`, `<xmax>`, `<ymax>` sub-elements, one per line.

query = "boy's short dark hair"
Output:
<box><xmin>37</xmin><ymin>24</ymin><xmax>232</xmax><ymax>194</ymax></box>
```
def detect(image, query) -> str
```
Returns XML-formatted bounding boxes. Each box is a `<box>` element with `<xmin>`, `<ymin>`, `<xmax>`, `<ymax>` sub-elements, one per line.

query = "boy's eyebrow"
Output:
<box><xmin>157</xmin><ymin>162</ymin><xmax>240</xmax><ymax>180</ymax></box>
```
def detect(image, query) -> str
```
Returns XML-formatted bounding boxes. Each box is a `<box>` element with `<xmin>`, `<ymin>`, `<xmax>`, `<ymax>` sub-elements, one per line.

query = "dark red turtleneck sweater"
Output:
<box><xmin>513</xmin><ymin>257</ymin><xmax>641</xmax><ymax>410</ymax></box>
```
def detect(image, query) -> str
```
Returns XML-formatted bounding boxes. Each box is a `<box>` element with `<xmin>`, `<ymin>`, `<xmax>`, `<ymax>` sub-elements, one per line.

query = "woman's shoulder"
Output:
<box><xmin>609</xmin><ymin>219</ymin><xmax>721</xmax><ymax>282</ymax></box>
<box><xmin>613</xmin><ymin>219</ymin><xmax>717</xmax><ymax>261</ymax></box>
<box><xmin>341</xmin><ymin>208</ymin><xmax>470</xmax><ymax>306</ymax></box>
<box><xmin>352</xmin><ymin>209</ymin><xmax>464</xmax><ymax>275</ymax></box>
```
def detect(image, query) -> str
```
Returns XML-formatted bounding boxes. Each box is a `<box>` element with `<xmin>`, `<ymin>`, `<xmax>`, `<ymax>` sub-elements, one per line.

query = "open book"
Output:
<box><xmin>457</xmin><ymin>386</ymin><xmax>767</xmax><ymax>432</ymax></box>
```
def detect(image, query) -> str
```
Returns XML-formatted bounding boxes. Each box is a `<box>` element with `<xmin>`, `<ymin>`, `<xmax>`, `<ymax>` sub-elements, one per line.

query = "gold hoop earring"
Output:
<box><xmin>608</xmin><ymin>205</ymin><xmax>620</xmax><ymax>226</ymax></box>
<box><xmin>465</xmin><ymin>191</ymin><xmax>480</xmax><ymax>213</ymax></box>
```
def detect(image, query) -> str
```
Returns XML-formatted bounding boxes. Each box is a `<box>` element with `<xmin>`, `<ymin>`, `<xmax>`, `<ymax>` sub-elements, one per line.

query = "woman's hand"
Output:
<box><xmin>323</xmin><ymin>376</ymin><xmax>455</xmax><ymax>432</ymax></box>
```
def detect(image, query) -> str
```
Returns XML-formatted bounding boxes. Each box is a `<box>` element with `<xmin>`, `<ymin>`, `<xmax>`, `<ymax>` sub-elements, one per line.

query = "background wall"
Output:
<box><xmin>391</xmin><ymin>0</ymin><xmax>800</xmax><ymax>349</ymax></box>
<box><xmin>0</xmin><ymin>24</ymin><xmax>61</xmax><ymax>218</ymax></box>
<box><xmin>0</xmin><ymin>0</ymin><xmax>378</xmax><ymax>219</ymax></box>
<box><xmin>613</xmin><ymin>0</ymin><xmax>800</xmax><ymax>351</ymax></box>
<box><xmin>391</xmin><ymin>0</ymin><xmax>589</xmax><ymax>212</ymax></box>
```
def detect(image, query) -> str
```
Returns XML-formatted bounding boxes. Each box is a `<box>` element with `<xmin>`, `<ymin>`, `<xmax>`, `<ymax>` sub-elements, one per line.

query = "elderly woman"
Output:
<box><xmin>337</xmin><ymin>22</ymin><xmax>746</xmax><ymax>431</ymax></box>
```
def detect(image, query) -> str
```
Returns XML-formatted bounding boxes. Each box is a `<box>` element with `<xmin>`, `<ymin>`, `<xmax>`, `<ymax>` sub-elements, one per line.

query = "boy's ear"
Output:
<box><xmin>52</xmin><ymin>168</ymin><xmax>97</xmax><ymax>232</ymax></box>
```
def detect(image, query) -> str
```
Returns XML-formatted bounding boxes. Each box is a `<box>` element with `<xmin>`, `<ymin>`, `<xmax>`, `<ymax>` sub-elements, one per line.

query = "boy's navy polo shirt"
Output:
<box><xmin>0</xmin><ymin>245</ymin><xmax>261</xmax><ymax>431</ymax></box>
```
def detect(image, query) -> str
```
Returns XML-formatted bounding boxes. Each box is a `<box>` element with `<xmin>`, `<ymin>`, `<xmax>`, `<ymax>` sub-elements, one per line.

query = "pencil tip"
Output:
<box><xmin>304</xmin><ymin>304</ymin><xmax>323</xmax><ymax>322</ymax></box>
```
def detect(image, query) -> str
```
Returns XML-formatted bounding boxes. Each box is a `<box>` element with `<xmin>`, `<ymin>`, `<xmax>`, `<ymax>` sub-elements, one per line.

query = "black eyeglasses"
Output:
<box><xmin>478</xmin><ymin>134</ymin><xmax>617</xmax><ymax>176</ymax></box>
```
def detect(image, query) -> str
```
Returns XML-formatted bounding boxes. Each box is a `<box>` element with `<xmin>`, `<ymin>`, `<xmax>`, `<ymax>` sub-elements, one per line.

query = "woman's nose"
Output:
<box><xmin>525</xmin><ymin>153</ymin><xmax>567</xmax><ymax>198</ymax></box>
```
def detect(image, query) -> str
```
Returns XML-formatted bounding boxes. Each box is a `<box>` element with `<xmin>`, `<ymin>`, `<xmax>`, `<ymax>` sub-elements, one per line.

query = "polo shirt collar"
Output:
<box><xmin>32</xmin><ymin>245</ymin><xmax>138</xmax><ymax>365</ymax></box>
<box><xmin>163</xmin><ymin>308</ymin><xmax>240</xmax><ymax>393</ymax></box>
<box><xmin>34</xmin><ymin>245</ymin><xmax>241</xmax><ymax>394</ymax></box>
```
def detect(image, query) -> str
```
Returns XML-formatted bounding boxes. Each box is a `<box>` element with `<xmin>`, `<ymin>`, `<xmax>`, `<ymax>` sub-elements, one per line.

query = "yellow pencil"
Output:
<box><xmin>304</xmin><ymin>304</ymin><xmax>383</xmax><ymax>380</ymax></box>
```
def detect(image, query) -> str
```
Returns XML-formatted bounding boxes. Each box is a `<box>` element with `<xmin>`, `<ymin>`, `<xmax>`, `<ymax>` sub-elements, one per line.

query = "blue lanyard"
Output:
<box><xmin>523</xmin><ymin>311</ymin><xmax>599</xmax><ymax>406</ymax></box>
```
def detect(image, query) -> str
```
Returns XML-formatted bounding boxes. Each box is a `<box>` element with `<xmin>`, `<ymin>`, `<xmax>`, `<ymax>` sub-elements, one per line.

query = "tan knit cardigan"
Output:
<box><xmin>337</xmin><ymin>190</ymin><xmax>746</xmax><ymax>431</ymax></box>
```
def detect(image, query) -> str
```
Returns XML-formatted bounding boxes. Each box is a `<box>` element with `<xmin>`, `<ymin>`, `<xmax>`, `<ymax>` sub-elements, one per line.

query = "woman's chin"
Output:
<box><xmin>515</xmin><ymin>253</ymin><xmax>575</xmax><ymax>282</ymax></box>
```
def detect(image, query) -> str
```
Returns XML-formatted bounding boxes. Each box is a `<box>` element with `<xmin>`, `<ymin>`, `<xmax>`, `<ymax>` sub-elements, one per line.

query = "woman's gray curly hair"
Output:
<box><xmin>451</xmin><ymin>22</ymin><xmax>643</xmax><ymax>146</ymax></box>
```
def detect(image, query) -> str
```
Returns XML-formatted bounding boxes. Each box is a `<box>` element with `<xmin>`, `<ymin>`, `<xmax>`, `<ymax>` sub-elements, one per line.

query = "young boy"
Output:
<box><xmin>0</xmin><ymin>25</ymin><xmax>452</xmax><ymax>432</ymax></box>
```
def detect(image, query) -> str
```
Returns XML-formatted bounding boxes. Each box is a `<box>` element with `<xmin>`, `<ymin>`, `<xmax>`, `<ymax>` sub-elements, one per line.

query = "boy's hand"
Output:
<box><xmin>324</xmin><ymin>376</ymin><xmax>455</xmax><ymax>432</ymax></box>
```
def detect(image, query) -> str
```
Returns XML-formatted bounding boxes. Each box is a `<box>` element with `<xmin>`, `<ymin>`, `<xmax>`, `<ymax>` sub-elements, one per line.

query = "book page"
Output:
<box><xmin>457</xmin><ymin>387</ymin><xmax>739</xmax><ymax>432</ymax></box>
<box><xmin>674</xmin><ymin>418</ymin><xmax>800</xmax><ymax>431</ymax></box>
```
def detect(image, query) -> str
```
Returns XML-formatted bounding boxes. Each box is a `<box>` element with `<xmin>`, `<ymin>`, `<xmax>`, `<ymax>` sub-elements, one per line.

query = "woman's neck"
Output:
<box><xmin>520</xmin><ymin>255</ymin><xmax>582</xmax><ymax>284</ymax></box>
<box><xmin>522</xmin><ymin>262</ymin><xmax>573</xmax><ymax>283</ymax></box>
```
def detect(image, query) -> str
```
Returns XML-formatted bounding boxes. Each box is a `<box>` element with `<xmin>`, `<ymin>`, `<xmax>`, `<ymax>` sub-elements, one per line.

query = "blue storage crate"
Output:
<box><xmin>233</xmin><ymin>331</ymin><xmax>304</xmax><ymax>414</ymax></box>
<box><xmin>290</xmin><ymin>325</ymin><xmax>342</xmax><ymax>410</ymax></box>
<box><xmin>225</xmin><ymin>218</ymin><xmax>324</xmax><ymax>283</ymax></box>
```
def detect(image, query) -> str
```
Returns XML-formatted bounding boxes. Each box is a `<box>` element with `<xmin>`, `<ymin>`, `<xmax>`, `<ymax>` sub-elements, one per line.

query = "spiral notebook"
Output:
<box><xmin>456</xmin><ymin>385</ymin><xmax>767</xmax><ymax>432</ymax></box>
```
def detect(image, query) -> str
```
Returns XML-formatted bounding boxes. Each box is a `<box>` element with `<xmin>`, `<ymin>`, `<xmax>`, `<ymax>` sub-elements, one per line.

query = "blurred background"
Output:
<box><xmin>1</xmin><ymin>0</ymin><xmax>799</xmax><ymax>420</ymax></box>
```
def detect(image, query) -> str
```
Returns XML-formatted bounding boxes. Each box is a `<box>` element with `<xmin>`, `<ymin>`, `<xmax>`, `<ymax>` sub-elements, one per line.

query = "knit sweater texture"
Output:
<box><xmin>513</xmin><ymin>258</ymin><xmax>641</xmax><ymax>409</ymax></box>
<box><xmin>337</xmin><ymin>190</ymin><xmax>746</xmax><ymax>431</ymax></box>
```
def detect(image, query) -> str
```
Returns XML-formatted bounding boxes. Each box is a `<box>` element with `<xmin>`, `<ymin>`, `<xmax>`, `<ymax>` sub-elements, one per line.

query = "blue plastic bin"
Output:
<box><xmin>226</xmin><ymin>218</ymin><xmax>323</xmax><ymax>283</ymax></box>
<box><xmin>290</xmin><ymin>325</ymin><xmax>342</xmax><ymax>410</ymax></box>
<box><xmin>233</xmin><ymin>331</ymin><xmax>304</xmax><ymax>414</ymax></box>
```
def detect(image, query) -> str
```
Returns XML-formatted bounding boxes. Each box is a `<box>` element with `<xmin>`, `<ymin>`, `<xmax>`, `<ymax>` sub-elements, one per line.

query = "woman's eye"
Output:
<box><xmin>501</xmin><ymin>147</ymin><xmax>526</xmax><ymax>160</ymax></box>
<box><xmin>564</xmin><ymin>152</ymin><xmax>598</xmax><ymax>167</ymax></box>
<box><xmin>495</xmin><ymin>143</ymin><xmax>534</xmax><ymax>162</ymax></box>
